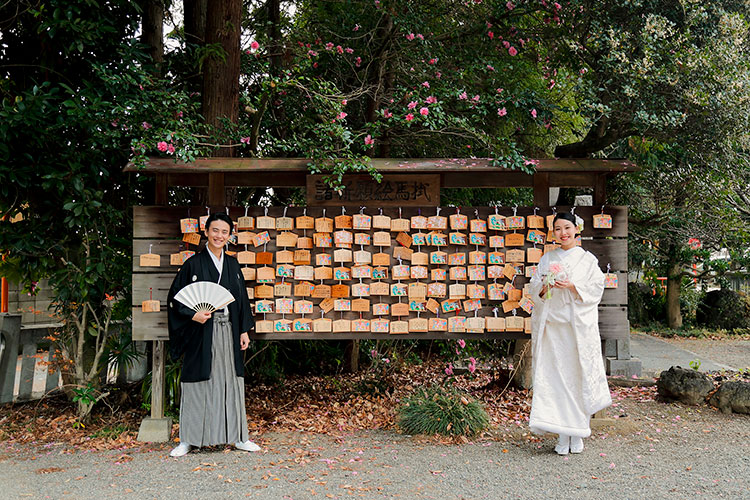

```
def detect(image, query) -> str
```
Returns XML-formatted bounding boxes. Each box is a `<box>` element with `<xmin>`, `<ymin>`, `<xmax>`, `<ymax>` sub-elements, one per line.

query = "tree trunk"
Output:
<box><xmin>665</xmin><ymin>244</ymin><xmax>683</xmax><ymax>329</ymax></box>
<box><xmin>554</xmin><ymin>117</ymin><xmax>632</xmax><ymax>158</ymax></box>
<box><xmin>202</xmin><ymin>0</ymin><xmax>242</xmax><ymax>157</ymax></box>
<box><xmin>184</xmin><ymin>0</ymin><xmax>208</xmax><ymax>93</ymax></box>
<box><xmin>140</xmin><ymin>0</ymin><xmax>164</xmax><ymax>76</ymax></box>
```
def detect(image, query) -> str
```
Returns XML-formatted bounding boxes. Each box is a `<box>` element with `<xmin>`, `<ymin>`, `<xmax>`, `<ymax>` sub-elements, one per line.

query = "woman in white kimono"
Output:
<box><xmin>528</xmin><ymin>212</ymin><xmax>611</xmax><ymax>455</ymax></box>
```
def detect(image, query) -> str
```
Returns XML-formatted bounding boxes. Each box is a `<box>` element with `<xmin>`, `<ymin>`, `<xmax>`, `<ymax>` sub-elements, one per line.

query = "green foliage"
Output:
<box><xmin>689</xmin><ymin>359</ymin><xmax>702</xmax><ymax>371</ymax></box>
<box><xmin>141</xmin><ymin>359</ymin><xmax>182</xmax><ymax>417</ymax></box>
<box><xmin>398</xmin><ymin>385</ymin><xmax>489</xmax><ymax>437</ymax></box>
<box><xmin>696</xmin><ymin>289</ymin><xmax>750</xmax><ymax>331</ymax></box>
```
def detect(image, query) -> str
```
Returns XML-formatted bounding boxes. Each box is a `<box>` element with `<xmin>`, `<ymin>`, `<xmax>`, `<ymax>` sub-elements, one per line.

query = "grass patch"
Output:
<box><xmin>397</xmin><ymin>384</ymin><xmax>489</xmax><ymax>437</ymax></box>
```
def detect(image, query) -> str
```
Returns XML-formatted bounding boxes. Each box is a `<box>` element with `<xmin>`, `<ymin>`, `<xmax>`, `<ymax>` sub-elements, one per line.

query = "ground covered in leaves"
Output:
<box><xmin>0</xmin><ymin>360</ymin><xmax>745</xmax><ymax>454</ymax></box>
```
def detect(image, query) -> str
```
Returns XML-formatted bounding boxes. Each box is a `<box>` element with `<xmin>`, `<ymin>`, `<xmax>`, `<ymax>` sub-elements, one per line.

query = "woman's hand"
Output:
<box><xmin>192</xmin><ymin>311</ymin><xmax>211</xmax><ymax>324</ymax></box>
<box><xmin>552</xmin><ymin>279</ymin><xmax>578</xmax><ymax>295</ymax></box>
<box><xmin>240</xmin><ymin>332</ymin><xmax>250</xmax><ymax>350</ymax></box>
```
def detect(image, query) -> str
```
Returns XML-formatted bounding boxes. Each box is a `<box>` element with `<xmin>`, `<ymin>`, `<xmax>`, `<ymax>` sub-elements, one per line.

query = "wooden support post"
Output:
<box><xmin>594</xmin><ymin>173</ymin><xmax>607</xmax><ymax>206</ymax></box>
<box><xmin>151</xmin><ymin>340</ymin><xmax>165</xmax><ymax>419</ymax></box>
<box><xmin>45</xmin><ymin>345</ymin><xmax>60</xmax><ymax>394</ymax></box>
<box><xmin>208</xmin><ymin>172</ymin><xmax>226</xmax><ymax>206</ymax></box>
<box><xmin>344</xmin><ymin>340</ymin><xmax>359</xmax><ymax>372</ymax></box>
<box><xmin>533</xmin><ymin>173</ymin><xmax>550</xmax><ymax>207</ymax></box>
<box><xmin>18</xmin><ymin>343</ymin><xmax>36</xmax><ymax>400</ymax></box>
<box><xmin>0</xmin><ymin>314</ymin><xmax>21</xmax><ymax>403</ymax></box>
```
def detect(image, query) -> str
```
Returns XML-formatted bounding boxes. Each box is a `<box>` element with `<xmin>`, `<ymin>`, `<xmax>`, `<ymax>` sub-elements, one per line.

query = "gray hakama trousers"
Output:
<box><xmin>179</xmin><ymin>313</ymin><xmax>249</xmax><ymax>447</ymax></box>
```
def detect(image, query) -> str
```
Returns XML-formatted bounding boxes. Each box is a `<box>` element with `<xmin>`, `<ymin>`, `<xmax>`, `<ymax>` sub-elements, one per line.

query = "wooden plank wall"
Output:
<box><xmin>133</xmin><ymin>206</ymin><xmax>628</xmax><ymax>341</ymax></box>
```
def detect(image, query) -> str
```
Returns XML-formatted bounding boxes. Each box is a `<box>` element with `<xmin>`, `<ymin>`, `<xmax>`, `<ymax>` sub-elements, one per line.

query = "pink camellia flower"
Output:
<box><xmin>354</xmin><ymin>24</ymin><xmax>360</xmax><ymax>32</ymax></box>
<box><xmin>508</xmin><ymin>46</ymin><xmax>518</xmax><ymax>56</ymax></box>
<box><xmin>503</xmin><ymin>40</ymin><xmax>510</xmax><ymax>49</ymax></box>
<box><xmin>383</xmin><ymin>109</ymin><xmax>393</xmax><ymax>118</ymax></box>
<box><xmin>250</xmin><ymin>41</ymin><xmax>260</xmax><ymax>50</ymax></box>
<box><xmin>142</xmin><ymin>121</ymin><xmax>152</xmax><ymax>130</ymax></box>
<box><xmin>531</xmin><ymin>108</ymin><xmax>537</xmax><ymax>118</ymax></box>
<box><xmin>342</xmin><ymin>99</ymin><xmax>348</xmax><ymax>105</ymax></box>
<box><xmin>496</xmin><ymin>88</ymin><xmax>504</xmax><ymax>93</ymax></box>
<box><xmin>167</xmin><ymin>144</ymin><xmax>175</xmax><ymax>154</ymax></box>
<box><xmin>459</xmin><ymin>91</ymin><xmax>468</xmax><ymax>100</ymax></box>
<box><xmin>406</xmin><ymin>33</ymin><xmax>415</xmax><ymax>41</ymax></box>
<box><xmin>435</xmin><ymin>71</ymin><xmax>442</xmax><ymax>78</ymax></box>
<box><xmin>554</xmin><ymin>2</ymin><xmax>562</xmax><ymax>9</ymax></box>
<box><xmin>472</xmin><ymin>95</ymin><xmax>480</xmax><ymax>102</ymax></box>
<box><xmin>498</xmin><ymin>107</ymin><xmax>507</xmax><ymax>116</ymax></box>
<box><xmin>313</xmin><ymin>62</ymin><xmax>318</xmax><ymax>68</ymax></box>
<box><xmin>445</xmin><ymin>363</ymin><xmax>454</xmax><ymax>376</ymax></box>
<box><xmin>336</xmin><ymin>45</ymin><xmax>344</xmax><ymax>54</ymax></box>
<box><xmin>370</xmin><ymin>349</ymin><xmax>377</xmax><ymax>357</ymax></box>
<box><xmin>506</xmin><ymin>1</ymin><xmax>514</xmax><ymax>10</ymax></box>
<box><xmin>407</xmin><ymin>101</ymin><xmax>418</xmax><ymax>109</ymax></box>
<box><xmin>355</xmin><ymin>57</ymin><xmax>362</xmax><ymax>67</ymax></box>
<box><xmin>157</xmin><ymin>141</ymin><xmax>168</xmax><ymax>152</ymax></box>
<box><xmin>419</xmin><ymin>107</ymin><xmax>429</xmax><ymax>116</ymax></box>
<box><xmin>468</xmin><ymin>357</ymin><xmax>477</xmax><ymax>374</ymax></box>
<box><xmin>416</xmin><ymin>33</ymin><xmax>424</xmax><ymax>40</ymax></box>
<box><xmin>336</xmin><ymin>111</ymin><xmax>347</xmax><ymax>120</ymax></box>
<box><xmin>240</xmin><ymin>136</ymin><xmax>251</xmax><ymax>144</ymax></box>
<box><xmin>405</xmin><ymin>113</ymin><xmax>414</xmax><ymax>121</ymax></box>
<box><xmin>325</xmin><ymin>42</ymin><xmax>334</xmax><ymax>50</ymax></box>
<box><xmin>364</xmin><ymin>134</ymin><xmax>375</xmax><ymax>146</ymax></box>
<box><xmin>487</xmin><ymin>64</ymin><xmax>495</xmax><ymax>71</ymax></box>
<box><xmin>488</xmin><ymin>31</ymin><xmax>494</xmax><ymax>40</ymax></box>
<box><xmin>245</xmin><ymin>50</ymin><xmax>251</xmax><ymax>55</ymax></box>
<box><xmin>426</xmin><ymin>96</ymin><xmax>437</xmax><ymax>104</ymax></box>
<box><xmin>345</xmin><ymin>47</ymin><xmax>354</xmax><ymax>54</ymax></box>
<box><xmin>429</xmin><ymin>58</ymin><xmax>437</xmax><ymax>64</ymax></box>
<box><xmin>422</xmin><ymin>81</ymin><xmax>430</xmax><ymax>88</ymax></box>
<box><xmin>457</xmin><ymin>339</ymin><xmax>466</xmax><ymax>348</ymax></box>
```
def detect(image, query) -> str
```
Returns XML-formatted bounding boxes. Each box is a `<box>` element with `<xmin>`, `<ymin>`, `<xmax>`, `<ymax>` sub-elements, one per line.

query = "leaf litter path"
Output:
<box><xmin>0</xmin><ymin>364</ymin><xmax>748</xmax><ymax>499</ymax></box>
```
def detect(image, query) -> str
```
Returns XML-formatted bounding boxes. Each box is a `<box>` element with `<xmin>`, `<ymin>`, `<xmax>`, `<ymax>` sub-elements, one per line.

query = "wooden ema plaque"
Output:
<box><xmin>130</xmin><ymin>205</ymin><xmax>626</xmax><ymax>341</ymax></box>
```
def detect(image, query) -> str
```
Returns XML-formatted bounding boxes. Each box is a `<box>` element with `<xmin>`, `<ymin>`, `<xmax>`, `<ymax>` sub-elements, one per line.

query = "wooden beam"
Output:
<box><xmin>533</xmin><ymin>173</ymin><xmax>550</xmax><ymax>206</ymax></box>
<box><xmin>151</xmin><ymin>340</ymin><xmax>165</xmax><ymax>419</ymax></box>
<box><xmin>594</xmin><ymin>173</ymin><xmax>608</xmax><ymax>206</ymax></box>
<box><xmin>208</xmin><ymin>172</ymin><xmax>225</xmax><ymax>205</ymax></box>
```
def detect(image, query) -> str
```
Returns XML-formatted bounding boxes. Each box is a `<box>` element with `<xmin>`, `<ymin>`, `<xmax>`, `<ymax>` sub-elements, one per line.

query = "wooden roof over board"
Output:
<box><xmin>124</xmin><ymin>157</ymin><xmax>637</xmax><ymax>205</ymax></box>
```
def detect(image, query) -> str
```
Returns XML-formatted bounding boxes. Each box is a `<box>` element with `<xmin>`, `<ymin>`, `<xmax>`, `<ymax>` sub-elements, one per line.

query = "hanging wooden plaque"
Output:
<box><xmin>428</xmin><ymin>232</ymin><xmax>447</xmax><ymax>246</ymax></box>
<box><xmin>315</xmin><ymin>217</ymin><xmax>334</xmax><ymax>233</ymax></box>
<box><xmin>466</xmin><ymin>317</ymin><xmax>485</xmax><ymax>333</ymax></box>
<box><xmin>296</xmin><ymin>215</ymin><xmax>314</xmax><ymax>230</ymax></box>
<box><xmin>353</xmin><ymin>298</ymin><xmax>371</xmax><ymax>312</ymax></box>
<box><xmin>427</xmin><ymin>215</ymin><xmax>447</xmax><ymax>230</ymax></box>
<box><xmin>294</xmin><ymin>265</ymin><xmax>314</xmax><ymax>281</ymax></box>
<box><xmin>293</xmin><ymin>318</ymin><xmax>312</xmax><ymax>332</ymax></box>
<box><xmin>141</xmin><ymin>299</ymin><xmax>160</xmax><ymax>312</ymax></box>
<box><xmin>353</xmin><ymin>250</ymin><xmax>372</xmax><ymax>265</ymax></box>
<box><xmin>463</xmin><ymin>298</ymin><xmax>481</xmax><ymax>313</ymax></box>
<box><xmin>391</xmin><ymin>283</ymin><xmax>408</xmax><ymax>297</ymax></box>
<box><xmin>319</xmin><ymin>297</ymin><xmax>335</xmax><ymax>313</ymax></box>
<box><xmin>334</xmin><ymin>214</ymin><xmax>353</xmax><ymax>229</ymax></box>
<box><xmin>411</xmin><ymin>252</ymin><xmax>429</xmax><ymax>265</ymax></box>
<box><xmin>312</xmin><ymin>317</ymin><xmax>332</xmax><ymax>332</ymax></box>
<box><xmin>297</xmin><ymin>236</ymin><xmax>313</xmax><ymax>249</ymax></box>
<box><xmin>277</xmin><ymin>231</ymin><xmax>298</xmax><ymax>247</ymax></box>
<box><xmin>276</xmin><ymin>249</ymin><xmax>294</xmax><ymax>264</ymax></box>
<box><xmin>140</xmin><ymin>253</ymin><xmax>160</xmax><ymax>267</ymax></box>
<box><xmin>393</xmin><ymin>246</ymin><xmax>413</xmax><ymax>262</ymax></box>
<box><xmin>246</xmin><ymin>287</ymin><xmax>254</xmax><ymax>300</ymax></box>
<box><xmin>371</xmin><ymin>318</ymin><xmax>390</xmax><ymax>333</ymax></box>
<box><xmin>391</xmin><ymin>302</ymin><xmax>409</xmax><ymax>317</ymax></box>
<box><xmin>431</xmin><ymin>268</ymin><xmax>447</xmax><ymax>281</ymax></box>
<box><xmin>182</xmin><ymin>232</ymin><xmax>201</xmax><ymax>246</ymax></box>
<box><xmin>275</xmin><ymin>297</ymin><xmax>294</xmax><ymax>314</ymax></box>
<box><xmin>450</xmin><ymin>232</ymin><xmax>468</xmax><ymax>246</ymax></box>
<box><xmin>527</xmin><ymin>214</ymin><xmax>545</xmax><ymax>228</ymax></box>
<box><xmin>546</xmin><ymin>214</ymin><xmax>556</xmax><ymax>229</ymax></box>
<box><xmin>470</xmin><ymin>218</ymin><xmax>487</xmax><ymax>233</ymax></box>
<box><xmin>409</xmin><ymin>317</ymin><xmax>429</xmax><ymax>332</ymax></box>
<box><xmin>294</xmin><ymin>281</ymin><xmax>314</xmax><ymax>297</ymax></box>
<box><xmin>237</xmin><ymin>216</ymin><xmax>255</xmax><ymax>230</ymax></box>
<box><xmin>544</xmin><ymin>243</ymin><xmax>560</xmax><ymax>254</ymax></box>
<box><xmin>256</xmin><ymin>215</ymin><xmax>276</xmax><ymax>230</ymax></box>
<box><xmin>252</xmin><ymin>231</ymin><xmax>271</xmax><ymax>248</ymax></box>
<box><xmin>525</xmin><ymin>265</ymin><xmax>537</xmax><ymax>279</ymax></box>
<box><xmin>411</xmin><ymin>215</ymin><xmax>428</xmax><ymax>229</ymax></box>
<box><xmin>352</xmin><ymin>318</ymin><xmax>371</xmax><ymax>332</ymax></box>
<box><xmin>316</xmin><ymin>253</ymin><xmax>332</xmax><ymax>266</ymax></box>
<box><xmin>276</xmin><ymin>264</ymin><xmax>294</xmax><ymax>279</ymax></box>
<box><xmin>373</xmin><ymin>214</ymin><xmax>391</xmax><ymax>229</ymax></box>
<box><xmin>372</xmin><ymin>302</ymin><xmax>390</xmax><ymax>316</ymax></box>
<box><xmin>450</xmin><ymin>213</ymin><xmax>468</xmax><ymax>230</ymax></box>
<box><xmin>311</xmin><ymin>283</ymin><xmax>331</xmax><ymax>298</ymax></box>
<box><xmin>255</xmin><ymin>299</ymin><xmax>274</xmax><ymax>313</ymax></box>
<box><xmin>236</xmin><ymin>232</ymin><xmax>254</xmax><ymax>245</ymax></box>
<box><xmin>314</xmin><ymin>266</ymin><xmax>333</xmax><ymax>280</ymax></box>
<box><xmin>408</xmin><ymin>282</ymin><xmax>427</xmax><ymax>299</ymax></box>
<box><xmin>396</xmin><ymin>232</ymin><xmax>413</xmax><ymax>248</ymax></box>
<box><xmin>506</xmin><ymin>249</ymin><xmax>525</xmax><ymax>263</ymax></box>
<box><xmin>293</xmin><ymin>249</ymin><xmax>311</xmax><ymax>265</ymax></box>
<box><xmin>527</xmin><ymin>247</ymin><xmax>543</xmax><ymax>263</ymax></box>
<box><xmin>449</xmin><ymin>252</ymin><xmax>466</xmax><ymax>266</ymax></box>
<box><xmin>370</xmin><ymin>282</ymin><xmax>390</xmax><ymax>296</ymax></box>
<box><xmin>352</xmin><ymin>282</ymin><xmax>370</xmax><ymax>297</ymax></box>
<box><xmin>333</xmin><ymin>248</ymin><xmax>353</xmax><ymax>263</ymax></box>
<box><xmin>488</xmin><ymin>283</ymin><xmax>505</xmax><ymax>301</ymax></box>
<box><xmin>486</xmin><ymin>316</ymin><xmax>505</xmax><ymax>331</ymax></box>
<box><xmin>526</xmin><ymin>229</ymin><xmax>546</xmax><ymax>245</ymax></box>
<box><xmin>427</xmin><ymin>282</ymin><xmax>447</xmax><ymax>298</ymax></box>
<box><xmin>271</xmin><ymin>319</ymin><xmax>291</xmax><ymax>334</ymax></box>
<box><xmin>390</xmin><ymin>218</ymin><xmax>410</xmax><ymax>232</ymax></box>
<box><xmin>372</xmin><ymin>252</ymin><xmax>390</xmax><ymax>266</ymax></box>
<box><xmin>353</xmin><ymin>213</ymin><xmax>372</xmax><ymax>230</ymax></box>
<box><xmin>467</xmin><ymin>284</ymin><xmax>486</xmax><ymax>299</ymax></box>
<box><xmin>593</xmin><ymin>213</ymin><xmax>613</xmax><ymax>229</ymax></box>
<box><xmin>488</xmin><ymin>214</ymin><xmax>506</xmax><ymax>231</ymax></box>
<box><xmin>412</xmin><ymin>232</ymin><xmax>427</xmax><ymax>246</ymax></box>
<box><xmin>448</xmin><ymin>316</ymin><xmax>466</xmax><ymax>333</ymax></box>
<box><xmin>373</xmin><ymin>231</ymin><xmax>392</xmax><ymax>247</ymax></box>
<box><xmin>334</xmin><ymin>230</ymin><xmax>353</xmax><ymax>248</ymax></box>
<box><xmin>257</xmin><ymin>266</ymin><xmax>275</xmax><ymax>283</ymax></box>
<box><xmin>429</xmin><ymin>317</ymin><xmax>448</xmax><ymax>331</ymax></box>
<box><xmin>409</xmin><ymin>300</ymin><xmax>426</xmax><ymax>312</ymax></box>
<box><xmin>354</xmin><ymin>232</ymin><xmax>371</xmax><ymax>246</ymax></box>
<box><xmin>505</xmin><ymin>233</ymin><xmax>525</xmax><ymax>247</ymax></box>
<box><xmin>241</xmin><ymin>267</ymin><xmax>256</xmax><ymax>281</ymax></box>
<box><xmin>293</xmin><ymin>300</ymin><xmax>314</xmax><ymax>315</ymax></box>
<box><xmin>390</xmin><ymin>320</ymin><xmax>409</xmax><ymax>334</ymax></box>
<box><xmin>508</xmin><ymin>288</ymin><xmax>523</xmax><ymax>301</ymax></box>
<box><xmin>502</xmin><ymin>300</ymin><xmax>520</xmax><ymax>313</ymax></box>
<box><xmin>604</xmin><ymin>273</ymin><xmax>619</xmax><ymax>288</ymax></box>
<box><xmin>352</xmin><ymin>265</ymin><xmax>373</xmax><ymax>279</ymax></box>
<box><xmin>180</xmin><ymin>218</ymin><xmax>199</xmax><ymax>233</ymax></box>
<box><xmin>410</xmin><ymin>266</ymin><xmax>428</xmax><ymax>280</ymax></box>
<box><xmin>449</xmin><ymin>267</ymin><xmax>467</xmax><ymax>281</ymax></box>
<box><xmin>430</xmin><ymin>251</ymin><xmax>447</xmax><ymax>265</ymax></box>
<box><xmin>425</xmin><ymin>298</ymin><xmax>440</xmax><ymax>314</ymax></box>
<box><xmin>255</xmin><ymin>284</ymin><xmax>274</xmax><ymax>299</ymax></box>
<box><xmin>334</xmin><ymin>299</ymin><xmax>351</xmax><ymax>312</ymax></box>
<box><xmin>331</xmin><ymin>284</ymin><xmax>350</xmax><ymax>298</ymax></box>
<box><xmin>449</xmin><ymin>283</ymin><xmax>466</xmax><ymax>299</ymax></box>
<box><xmin>276</xmin><ymin>216</ymin><xmax>294</xmax><ymax>231</ymax></box>
<box><xmin>256</xmin><ymin>320</ymin><xmax>274</xmax><ymax>333</ymax></box>
<box><xmin>506</xmin><ymin>316</ymin><xmax>524</xmax><ymax>332</ymax></box>
<box><xmin>333</xmin><ymin>319</ymin><xmax>351</xmax><ymax>333</ymax></box>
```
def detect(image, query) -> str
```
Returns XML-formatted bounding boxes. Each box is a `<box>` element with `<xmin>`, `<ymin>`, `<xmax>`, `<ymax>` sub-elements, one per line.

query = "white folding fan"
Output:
<box><xmin>174</xmin><ymin>282</ymin><xmax>235</xmax><ymax>313</ymax></box>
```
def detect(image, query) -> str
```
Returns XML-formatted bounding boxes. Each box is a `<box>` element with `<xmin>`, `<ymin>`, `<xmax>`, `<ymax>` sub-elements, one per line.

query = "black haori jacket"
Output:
<box><xmin>167</xmin><ymin>248</ymin><xmax>254</xmax><ymax>382</ymax></box>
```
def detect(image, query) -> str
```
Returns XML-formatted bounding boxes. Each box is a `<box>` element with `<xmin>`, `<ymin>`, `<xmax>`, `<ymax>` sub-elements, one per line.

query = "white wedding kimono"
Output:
<box><xmin>528</xmin><ymin>246</ymin><xmax>612</xmax><ymax>437</ymax></box>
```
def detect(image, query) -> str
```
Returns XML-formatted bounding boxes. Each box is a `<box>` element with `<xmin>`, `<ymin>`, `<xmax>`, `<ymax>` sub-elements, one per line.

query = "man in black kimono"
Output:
<box><xmin>167</xmin><ymin>212</ymin><xmax>259</xmax><ymax>457</ymax></box>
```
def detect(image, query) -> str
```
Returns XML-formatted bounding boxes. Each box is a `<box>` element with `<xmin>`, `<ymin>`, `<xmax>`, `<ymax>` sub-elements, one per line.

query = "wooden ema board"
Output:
<box><xmin>132</xmin><ymin>206</ymin><xmax>629</xmax><ymax>340</ymax></box>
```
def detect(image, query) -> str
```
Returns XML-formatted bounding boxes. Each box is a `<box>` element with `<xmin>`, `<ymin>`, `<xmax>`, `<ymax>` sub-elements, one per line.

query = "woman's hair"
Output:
<box><xmin>553</xmin><ymin>212</ymin><xmax>578</xmax><ymax>233</ymax></box>
<box><xmin>204</xmin><ymin>212</ymin><xmax>234</xmax><ymax>233</ymax></box>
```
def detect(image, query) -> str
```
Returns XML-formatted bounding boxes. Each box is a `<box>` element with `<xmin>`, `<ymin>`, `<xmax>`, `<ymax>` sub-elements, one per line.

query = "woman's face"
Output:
<box><xmin>553</xmin><ymin>218</ymin><xmax>577</xmax><ymax>249</ymax></box>
<box><xmin>205</xmin><ymin>219</ymin><xmax>231</xmax><ymax>251</ymax></box>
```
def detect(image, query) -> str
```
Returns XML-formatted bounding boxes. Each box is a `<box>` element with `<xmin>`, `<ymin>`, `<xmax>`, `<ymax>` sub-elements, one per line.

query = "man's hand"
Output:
<box><xmin>192</xmin><ymin>311</ymin><xmax>211</xmax><ymax>324</ymax></box>
<box><xmin>240</xmin><ymin>332</ymin><xmax>250</xmax><ymax>350</ymax></box>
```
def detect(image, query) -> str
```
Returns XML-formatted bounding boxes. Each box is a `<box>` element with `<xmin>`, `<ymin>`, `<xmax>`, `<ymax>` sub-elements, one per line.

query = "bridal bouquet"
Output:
<box><xmin>543</xmin><ymin>262</ymin><xmax>569</xmax><ymax>299</ymax></box>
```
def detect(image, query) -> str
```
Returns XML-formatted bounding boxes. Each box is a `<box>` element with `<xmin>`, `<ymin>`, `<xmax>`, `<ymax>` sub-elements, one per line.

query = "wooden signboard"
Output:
<box><xmin>308</xmin><ymin>174</ymin><xmax>440</xmax><ymax>207</ymax></box>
